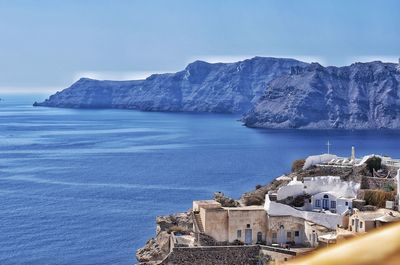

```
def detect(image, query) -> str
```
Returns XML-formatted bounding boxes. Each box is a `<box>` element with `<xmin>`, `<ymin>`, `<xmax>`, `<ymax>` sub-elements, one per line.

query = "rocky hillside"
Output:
<box><xmin>242</xmin><ymin>61</ymin><xmax>400</xmax><ymax>129</ymax></box>
<box><xmin>33</xmin><ymin>57</ymin><xmax>307</xmax><ymax>113</ymax></box>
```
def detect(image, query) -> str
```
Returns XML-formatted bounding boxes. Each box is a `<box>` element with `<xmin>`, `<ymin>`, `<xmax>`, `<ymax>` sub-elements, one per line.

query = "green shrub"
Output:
<box><xmin>365</xmin><ymin>156</ymin><xmax>382</xmax><ymax>175</ymax></box>
<box><xmin>383</xmin><ymin>183</ymin><xmax>396</xmax><ymax>192</ymax></box>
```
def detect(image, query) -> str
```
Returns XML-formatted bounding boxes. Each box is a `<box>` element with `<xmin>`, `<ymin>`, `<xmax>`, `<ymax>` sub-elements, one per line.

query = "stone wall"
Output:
<box><xmin>360</xmin><ymin>176</ymin><xmax>395</xmax><ymax>190</ymax></box>
<box><xmin>159</xmin><ymin>245</ymin><xmax>261</xmax><ymax>265</ymax></box>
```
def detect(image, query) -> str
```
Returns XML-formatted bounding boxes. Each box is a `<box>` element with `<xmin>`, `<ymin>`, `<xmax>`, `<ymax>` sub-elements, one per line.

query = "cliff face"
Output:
<box><xmin>33</xmin><ymin>57</ymin><xmax>307</xmax><ymax>113</ymax></box>
<box><xmin>242</xmin><ymin>62</ymin><xmax>400</xmax><ymax>129</ymax></box>
<box><xmin>35</xmin><ymin>58</ymin><xmax>400</xmax><ymax>129</ymax></box>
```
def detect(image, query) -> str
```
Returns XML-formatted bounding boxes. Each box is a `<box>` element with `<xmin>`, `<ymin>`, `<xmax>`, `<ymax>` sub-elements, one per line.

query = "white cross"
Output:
<box><xmin>326</xmin><ymin>141</ymin><xmax>331</xmax><ymax>154</ymax></box>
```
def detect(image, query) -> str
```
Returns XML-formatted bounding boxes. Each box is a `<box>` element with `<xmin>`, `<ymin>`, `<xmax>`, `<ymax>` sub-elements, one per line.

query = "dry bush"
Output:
<box><xmin>292</xmin><ymin>159</ymin><xmax>305</xmax><ymax>172</ymax></box>
<box><xmin>244</xmin><ymin>195</ymin><xmax>264</xmax><ymax>206</ymax></box>
<box><xmin>363</xmin><ymin>189</ymin><xmax>396</xmax><ymax>208</ymax></box>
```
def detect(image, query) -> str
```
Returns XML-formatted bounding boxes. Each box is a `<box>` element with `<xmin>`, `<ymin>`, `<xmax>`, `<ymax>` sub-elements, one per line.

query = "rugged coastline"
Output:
<box><xmin>34</xmin><ymin>57</ymin><xmax>400</xmax><ymax>130</ymax></box>
<box><xmin>136</xmin><ymin>152</ymin><xmax>400</xmax><ymax>264</ymax></box>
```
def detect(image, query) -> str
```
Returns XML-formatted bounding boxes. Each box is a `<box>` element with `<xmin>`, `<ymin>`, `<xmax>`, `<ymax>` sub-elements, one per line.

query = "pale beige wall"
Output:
<box><xmin>268</xmin><ymin>216</ymin><xmax>306</xmax><ymax>245</ymax></box>
<box><xmin>227</xmin><ymin>209</ymin><xmax>268</xmax><ymax>244</ymax></box>
<box><xmin>200</xmin><ymin>208</ymin><xmax>229</xmax><ymax>242</ymax></box>
<box><xmin>193</xmin><ymin>200</ymin><xmax>221</xmax><ymax>212</ymax></box>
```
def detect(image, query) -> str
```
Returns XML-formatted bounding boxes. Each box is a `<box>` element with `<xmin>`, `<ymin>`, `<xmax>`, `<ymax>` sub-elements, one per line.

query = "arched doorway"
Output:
<box><xmin>277</xmin><ymin>225</ymin><xmax>286</xmax><ymax>244</ymax></box>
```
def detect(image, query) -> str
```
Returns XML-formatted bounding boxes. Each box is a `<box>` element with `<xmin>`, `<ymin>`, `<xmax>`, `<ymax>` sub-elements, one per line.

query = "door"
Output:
<box><xmin>257</xmin><ymin>232</ymin><xmax>263</xmax><ymax>243</ymax></box>
<box><xmin>355</xmin><ymin>219</ymin><xmax>359</xmax><ymax>232</ymax></box>
<box><xmin>245</xmin><ymin>229</ymin><xmax>252</xmax><ymax>244</ymax></box>
<box><xmin>277</xmin><ymin>226</ymin><xmax>286</xmax><ymax>244</ymax></box>
<box><xmin>322</xmin><ymin>198</ymin><xmax>329</xmax><ymax>210</ymax></box>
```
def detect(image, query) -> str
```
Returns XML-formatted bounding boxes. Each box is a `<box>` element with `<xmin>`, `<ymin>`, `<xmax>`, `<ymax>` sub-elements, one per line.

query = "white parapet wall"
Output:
<box><xmin>303</xmin><ymin>154</ymin><xmax>338</xmax><ymax>170</ymax></box>
<box><xmin>276</xmin><ymin>177</ymin><xmax>304</xmax><ymax>201</ymax></box>
<box><xmin>264</xmin><ymin>195</ymin><xmax>344</xmax><ymax>229</ymax></box>
<box><xmin>276</xmin><ymin>176</ymin><xmax>360</xmax><ymax>201</ymax></box>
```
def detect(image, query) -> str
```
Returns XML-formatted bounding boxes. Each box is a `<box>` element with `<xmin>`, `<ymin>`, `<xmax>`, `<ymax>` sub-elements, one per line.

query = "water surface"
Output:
<box><xmin>1</xmin><ymin>95</ymin><xmax>400</xmax><ymax>264</ymax></box>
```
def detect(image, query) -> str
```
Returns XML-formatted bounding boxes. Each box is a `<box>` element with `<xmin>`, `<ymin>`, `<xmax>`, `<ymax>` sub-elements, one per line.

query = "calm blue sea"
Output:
<box><xmin>1</xmin><ymin>95</ymin><xmax>400</xmax><ymax>264</ymax></box>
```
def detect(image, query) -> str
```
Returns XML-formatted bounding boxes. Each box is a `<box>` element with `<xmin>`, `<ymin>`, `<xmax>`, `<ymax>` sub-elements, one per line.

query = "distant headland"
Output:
<box><xmin>34</xmin><ymin>57</ymin><xmax>400</xmax><ymax>129</ymax></box>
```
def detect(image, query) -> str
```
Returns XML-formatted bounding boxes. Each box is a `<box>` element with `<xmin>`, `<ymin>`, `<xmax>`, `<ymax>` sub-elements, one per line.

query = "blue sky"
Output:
<box><xmin>0</xmin><ymin>0</ymin><xmax>399</xmax><ymax>93</ymax></box>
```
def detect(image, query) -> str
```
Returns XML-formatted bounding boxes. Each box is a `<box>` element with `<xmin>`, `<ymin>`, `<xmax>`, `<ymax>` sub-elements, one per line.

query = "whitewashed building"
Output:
<box><xmin>311</xmin><ymin>191</ymin><xmax>353</xmax><ymax>214</ymax></box>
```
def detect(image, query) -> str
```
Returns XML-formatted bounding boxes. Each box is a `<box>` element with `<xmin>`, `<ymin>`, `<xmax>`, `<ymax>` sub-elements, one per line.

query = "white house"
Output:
<box><xmin>311</xmin><ymin>191</ymin><xmax>353</xmax><ymax>215</ymax></box>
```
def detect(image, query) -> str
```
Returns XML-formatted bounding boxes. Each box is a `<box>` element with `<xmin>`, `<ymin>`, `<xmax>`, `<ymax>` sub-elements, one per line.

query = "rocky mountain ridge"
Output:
<box><xmin>34</xmin><ymin>57</ymin><xmax>400</xmax><ymax>129</ymax></box>
<box><xmin>242</xmin><ymin>61</ymin><xmax>400</xmax><ymax>129</ymax></box>
<box><xmin>35</xmin><ymin>57</ymin><xmax>306</xmax><ymax>113</ymax></box>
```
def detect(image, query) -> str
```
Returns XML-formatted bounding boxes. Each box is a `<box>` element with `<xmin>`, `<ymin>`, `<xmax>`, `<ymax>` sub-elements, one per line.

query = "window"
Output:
<box><xmin>315</xmin><ymin>199</ymin><xmax>321</xmax><ymax>207</ymax></box>
<box><xmin>272</xmin><ymin>232</ymin><xmax>277</xmax><ymax>239</ymax></box>
<box><xmin>294</xmin><ymin>231</ymin><xmax>300</xmax><ymax>237</ymax></box>
<box><xmin>246</xmin><ymin>224</ymin><xmax>251</xmax><ymax>228</ymax></box>
<box><xmin>287</xmin><ymin>232</ymin><xmax>292</xmax><ymax>239</ymax></box>
<box><xmin>345</xmin><ymin>201</ymin><xmax>349</xmax><ymax>206</ymax></box>
<box><xmin>360</xmin><ymin>222</ymin><xmax>363</xmax><ymax>229</ymax></box>
<box><xmin>237</xmin><ymin>230</ymin><xmax>241</xmax><ymax>238</ymax></box>
<box><xmin>323</xmin><ymin>194</ymin><xmax>329</xmax><ymax>199</ymax></box>
<box><xmin>331</xmin><ymin>201</ymin><xmax>336</xmax><ymax>209</ymax></box>
<box><xmin>352</xmin><ymin>219</ymin><xmax>355</xmax><ymax>225</ymax></box>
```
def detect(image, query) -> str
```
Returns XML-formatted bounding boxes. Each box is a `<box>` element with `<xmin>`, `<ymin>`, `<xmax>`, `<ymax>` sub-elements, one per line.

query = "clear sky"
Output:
<box><xmin>0</xmin><ymin>0</ymin><xmax>399</xmax><ymax>93</ymax></box>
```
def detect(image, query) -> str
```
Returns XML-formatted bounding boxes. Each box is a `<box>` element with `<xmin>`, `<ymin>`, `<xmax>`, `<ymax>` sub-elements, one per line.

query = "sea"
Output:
<box><xmin>1</xmin><ymin>95</ymin><xmax>400</xmax><ymax>264</ymax></box>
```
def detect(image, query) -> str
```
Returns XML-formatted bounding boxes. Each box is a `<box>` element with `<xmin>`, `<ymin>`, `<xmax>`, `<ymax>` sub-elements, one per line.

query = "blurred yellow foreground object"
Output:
<box><xmin>286</xmin><ymin>222</ymin><xmax>400</xmax><ymax>265</ymax></box>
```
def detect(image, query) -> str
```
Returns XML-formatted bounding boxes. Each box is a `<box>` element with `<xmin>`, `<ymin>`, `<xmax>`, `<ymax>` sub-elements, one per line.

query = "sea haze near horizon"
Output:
<box><xmin>1</xmin><ymin>95</ymin><xmax>400</xmax><ymax>264</ymax></box>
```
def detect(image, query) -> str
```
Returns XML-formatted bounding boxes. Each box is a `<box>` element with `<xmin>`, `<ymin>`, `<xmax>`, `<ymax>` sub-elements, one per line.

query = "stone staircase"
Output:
<box><xmin>194</xmin><ymin>213</ymin><xmax>205</xmax><ymax>233</ymax></box>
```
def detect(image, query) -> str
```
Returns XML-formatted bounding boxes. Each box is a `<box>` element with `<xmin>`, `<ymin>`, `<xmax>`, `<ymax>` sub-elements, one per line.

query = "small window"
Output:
<box><xmin>294</xmin><ymin>231</ymin><xmax>300</xmax><ymax>237</ymax></box>
<box><xmin>345</xmin><ymin>202</ymin><xmax>349</xmax><ymax>206</ymax></box>
<box><xmin>323</xmin><ymin>194</ymin><xmax>329</xmax><ymax>199</ymax></box>
<box><xmin>360</xmin><ymin>222</ymin><xmax>363</xmax><ymax>229</ymax></box>
<box><xmin>287</xmin><ymin>232</ymin><xmax>292</xmax><ymax>238</ymax></box>
<box><xmin>246</xmin><ymin>224</ymin><xmax>251</xmax><ymax>228</ymax></box>
<box><xmin>315</xmin><ymin>199</ymin><xmax>321</xmax><ymax>207</ymax></box>
<box><xmin>272</xmin><ymin>232</ymin><xmax>277</xmax><ymax>239</ymax></box>
<box><xmin>237</xmin><ymin>230</ymin><xmax>241</xmax><ymax>238</ymax></box>
<box><xmin>331</xmin><ymin>201</ymin><xmax>336</xmax><ymax>209</ymax></box>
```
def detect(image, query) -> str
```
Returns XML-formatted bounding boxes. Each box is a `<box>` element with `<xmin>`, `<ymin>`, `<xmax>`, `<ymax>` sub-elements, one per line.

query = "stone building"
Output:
<box><xmin>267</xmin><ymin>215</ymin><xmax>332</xmax><ymax>247</ymax></box>
<box><xmin>193</xmin><ymin>200</ymin><xmax>268</xmax><ymax>244</ymax></box>
<box><xmin>346</xmin><ymin>209</ymin><xmax>400</xmax><ymax>234</ymax></box>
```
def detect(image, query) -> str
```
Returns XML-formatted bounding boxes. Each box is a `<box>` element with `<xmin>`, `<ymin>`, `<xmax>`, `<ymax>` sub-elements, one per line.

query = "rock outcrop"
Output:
<box><xmin>136</xmin><ymin>211</ymin><xmax>193</xmax><ymax>264</ymax></box>
<box><xmin>33</xmin><ymin>57</ymin><xmax>307</xmax><ymax>113</ymax></box>
<box><xmin>156</xmin><ymin>211</ymin><xmax>193</xmax><ymax>234</ymax></box>
<box><xmin>243</xmin><ymin>61</ymin><xmax>400</xmax><ymax>129</ymax></box>
<box><xmin>136</xmin><ymin>231</ymin><xmax>171</xmax><ymax>264</ymax></box>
